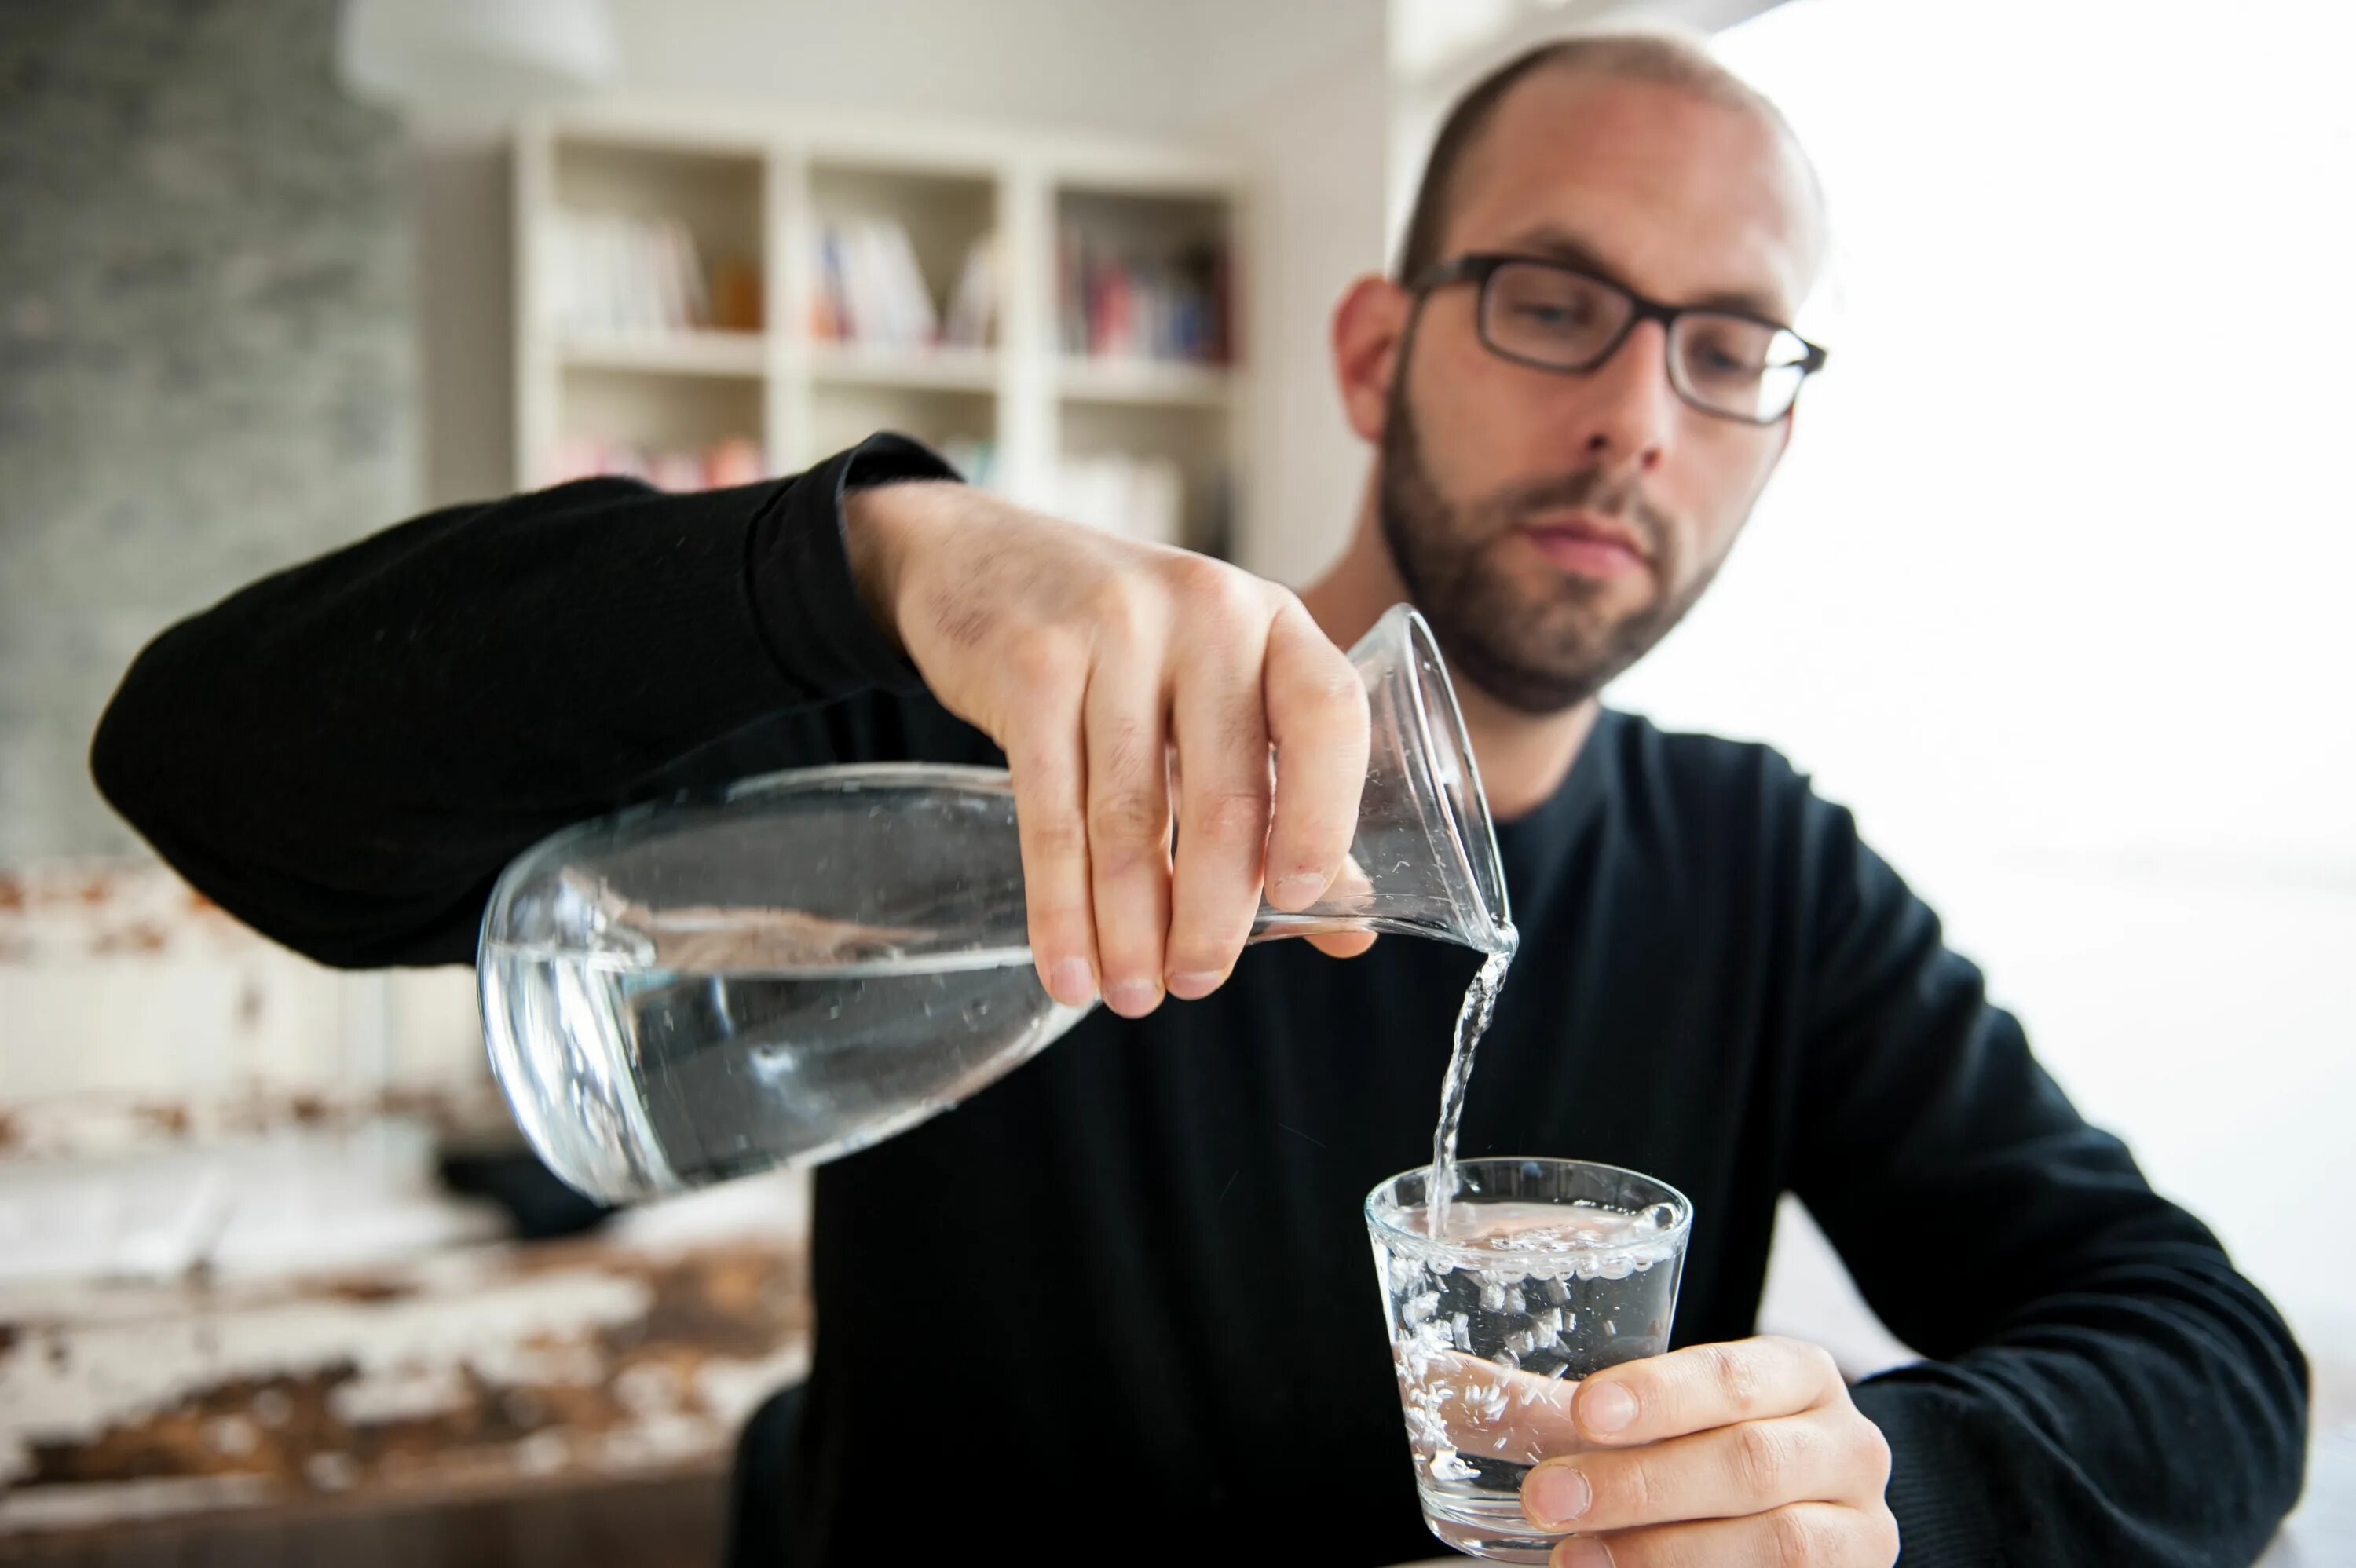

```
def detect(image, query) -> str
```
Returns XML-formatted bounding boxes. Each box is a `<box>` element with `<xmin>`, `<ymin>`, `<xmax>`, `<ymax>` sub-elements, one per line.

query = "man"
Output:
<box><xmin>93</xmin><ymin>32</ymin><xmax>2306</xmax><ymax>1568</ymax></box>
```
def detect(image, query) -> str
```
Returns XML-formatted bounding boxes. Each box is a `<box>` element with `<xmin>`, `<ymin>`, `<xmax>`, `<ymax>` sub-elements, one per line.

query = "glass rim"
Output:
<box><xmin>1396</xmin><ymin>605</ymin><xmax>1515</xmax><ymax>950</ymax></box>
<box><xmin>1363</xmin><ymin>1155</ymin><xmax>1695</xmax><ymax>1261</ymax></box>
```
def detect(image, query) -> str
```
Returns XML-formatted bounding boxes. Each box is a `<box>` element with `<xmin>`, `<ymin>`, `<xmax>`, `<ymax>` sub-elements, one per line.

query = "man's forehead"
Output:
<box><xmin>1442</xmin><ymin>68</ymin><xmax>1824</xmax><ymax>322</ymax></box>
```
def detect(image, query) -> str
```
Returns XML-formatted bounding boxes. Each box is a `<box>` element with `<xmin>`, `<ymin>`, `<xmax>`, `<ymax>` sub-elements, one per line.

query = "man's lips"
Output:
<box><xmin>1517</xmin><ymin>512</ymin><xmax>1652</xmax><ymax>580</ymax></box>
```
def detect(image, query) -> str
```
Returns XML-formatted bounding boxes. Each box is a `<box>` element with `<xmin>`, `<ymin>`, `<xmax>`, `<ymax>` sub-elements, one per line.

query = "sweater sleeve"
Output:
<box><xmin>90</xmin><ymin>433</ymin><xmax>959</xmax><ymax>970</ymax></box>
<box><xmin>1787</xmin><ymin>797</ymin><xmax>2308</xmax><ymax>1566</ymax></box>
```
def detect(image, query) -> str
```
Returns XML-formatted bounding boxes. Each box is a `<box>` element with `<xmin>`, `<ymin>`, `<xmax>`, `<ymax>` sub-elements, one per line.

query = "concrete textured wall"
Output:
<box><xmin>0</xmin><ymin>0</ymin><xmax>415</xmax><ymax>861</ymax></box>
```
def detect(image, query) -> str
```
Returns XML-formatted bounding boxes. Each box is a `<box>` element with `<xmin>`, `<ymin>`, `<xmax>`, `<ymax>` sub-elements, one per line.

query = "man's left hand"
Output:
<box><xmin>1516</xmin><ymin>1336</ymin><xmax>1897</xmax><ymax>1567</ymax></box>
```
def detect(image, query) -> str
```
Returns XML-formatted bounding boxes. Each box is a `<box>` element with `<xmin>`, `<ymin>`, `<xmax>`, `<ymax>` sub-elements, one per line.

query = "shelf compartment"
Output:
<box><xmin>808</xmin><ymin>163</ymin><xmax>998</xmax><ymax>353</ymax></box>
<box><xmin>1057</xmin><ymin>400</ymin><xmax>1231</xmax><ymax>557</ymax></box>
<box><xmin>549</xmin><ymin>137</ymin><xmax>766</xmax><ymax>335</ymax></box>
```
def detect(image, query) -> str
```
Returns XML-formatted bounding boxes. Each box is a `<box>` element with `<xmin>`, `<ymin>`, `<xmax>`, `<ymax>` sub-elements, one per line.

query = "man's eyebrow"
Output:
<box><xmin>1494</xmin><ymin>225</ymin><xmax>1791</xmax><ymax>323</ymax></box>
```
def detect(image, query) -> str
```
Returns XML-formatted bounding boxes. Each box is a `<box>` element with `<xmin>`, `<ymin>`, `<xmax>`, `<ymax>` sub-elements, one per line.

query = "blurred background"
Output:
<box><xmin>1</xmin><ymin>0</ymin><xmax>2349</xmax><ymax>1559</ymax></box>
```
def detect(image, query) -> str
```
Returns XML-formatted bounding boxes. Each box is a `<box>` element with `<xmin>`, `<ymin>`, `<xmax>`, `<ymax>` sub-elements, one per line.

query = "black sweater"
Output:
<box><xmin>92</xmin><ymin>437</ymin><xmax>2308</xmax><ymax>1565</ymax></box>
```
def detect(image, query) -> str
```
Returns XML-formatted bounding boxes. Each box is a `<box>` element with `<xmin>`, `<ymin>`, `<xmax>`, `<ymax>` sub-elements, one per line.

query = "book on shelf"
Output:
<box><xmin>1052</xmin><ymin>451</ymin><xmax>1188</xmax><ymax>549</ymax></box>
<box><xmin>813</xmin><ymin>221</ymin><xmax>996</xmax><ymax>352</ymax></box>
<box><xmin>942</xmin><ymin>234</ymin><xmax>998</xmax><ymax>350</ymax></box>
<box><xmin>1059</xmin><ymin>226</ymin><xmax>1230</xmax><ymax>364</ymax></box>
<box><xmin>926</xmin><ymin>441</ymin><xmax>1190</xmax><ymax>546</ymax></box>
<box><xmin>936</xmin><ymin>435</ymin><xmax>999</xmax><ymax>492</ymax></box>
<box><xmin>551</xmin><ymin>210</ymin><xmax>760</xmax><ymax>337</ymax></box>
<box><xmin>551</xmin><ymin>434</ymin><xmax>766</xmax><ymax>492</ymax></box>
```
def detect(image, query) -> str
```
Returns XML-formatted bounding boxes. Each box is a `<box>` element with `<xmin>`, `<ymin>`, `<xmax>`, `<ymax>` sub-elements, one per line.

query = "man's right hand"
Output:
<box><xmin>845</xmin><ymin>480</ymin><xmax>1374</xmax><ymax>1018</ymax></box>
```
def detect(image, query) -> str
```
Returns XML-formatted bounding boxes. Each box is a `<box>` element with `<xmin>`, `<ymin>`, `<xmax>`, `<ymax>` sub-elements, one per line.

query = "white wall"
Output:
<box><xmin>1208</xmin><ymin>33</ymin><xmax>1392</xmax><ymax>587</ymax></box>
<box><xmin>1384</xmin><ymin>0</ymin><xmax>1792</xmax><ymax>320</ymax></box>
<box><xmin>1604</xmin><ymin>0</ymin><xmax>2356</xmax><ymax>1412</ymax></box>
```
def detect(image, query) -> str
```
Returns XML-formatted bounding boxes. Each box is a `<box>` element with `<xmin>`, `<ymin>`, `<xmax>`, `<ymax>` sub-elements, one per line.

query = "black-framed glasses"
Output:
<box><xmin>1410</xmin><ymin>253</ymin><xmax>1828</xmax><ymax>425</ymax></box>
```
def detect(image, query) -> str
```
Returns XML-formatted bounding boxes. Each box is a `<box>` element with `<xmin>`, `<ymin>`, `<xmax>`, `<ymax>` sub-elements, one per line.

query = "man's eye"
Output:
<box><xmin>1688</xmin><ymin>341</ymin><xmax>1767</xmax><ymax>380</ymax></box>
<box><xmin>1513</xmin><ymin>302</ymin><xmax>1589</xmax><ymax>329</ymax></box>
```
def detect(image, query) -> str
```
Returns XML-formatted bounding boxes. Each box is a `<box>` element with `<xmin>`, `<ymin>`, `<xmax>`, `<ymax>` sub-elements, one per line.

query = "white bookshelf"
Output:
<box><xmin>514</xmin><ymin>104</ymin><xmax>1253</xmax><ymax>557</ymax></box>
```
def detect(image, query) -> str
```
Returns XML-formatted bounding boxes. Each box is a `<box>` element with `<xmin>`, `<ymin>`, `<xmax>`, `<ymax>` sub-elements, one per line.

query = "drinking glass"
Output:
<box><xmin>1366</xmin><ymin>1157</ymin><xmax>1693</xmax><ymax>1562</ymax></box>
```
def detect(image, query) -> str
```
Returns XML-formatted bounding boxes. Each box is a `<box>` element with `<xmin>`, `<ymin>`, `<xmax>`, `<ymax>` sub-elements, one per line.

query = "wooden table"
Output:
<box><xmin>0</xmin><ymin>1187</ymin><xmax>811</xmax><ymax>1559</ymax></box>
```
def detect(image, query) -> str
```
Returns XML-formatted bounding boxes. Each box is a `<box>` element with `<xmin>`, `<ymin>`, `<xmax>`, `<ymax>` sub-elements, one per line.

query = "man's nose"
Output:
<box><xmin>1570</xmin><ymin>320</ymin><xmax>1677</xmax><ymax>476</ymax></box>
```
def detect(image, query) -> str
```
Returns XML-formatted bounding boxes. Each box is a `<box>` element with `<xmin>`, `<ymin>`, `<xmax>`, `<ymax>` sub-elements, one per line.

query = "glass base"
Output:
<box><xmin>1420</xmin><ymin>1492</ymin><xmax>1568</xmax><ymax>1563</ymax></box>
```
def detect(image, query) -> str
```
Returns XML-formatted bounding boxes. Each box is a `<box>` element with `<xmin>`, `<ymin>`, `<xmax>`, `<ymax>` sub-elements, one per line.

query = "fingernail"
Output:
<box><xmin>1273</xmin><ymin>872</ymin><xmax>1326</xmax><ymax>911</ymax></box>
<box><xmin>1105</xmin><ymin>978</ymin><xmax>1162</xmax><ymax>1016</ymax></box>
<box><xmin>1047</xmin><ymin>958</ymin><xmax>1096</xmax><ymax>1007</ymax></box>
<box><xmin>1582</xmin><ymin>1381</ymin><xmax>1637</xmax><ymax>1435</ymax></box>
<box><xmin>1165</xmin><ymin>969</ymin><xmax>1224</xmax><ymax>1000</ymax></box>
<box><xmin>1524</xmin><ymin>1464</ymin><xmax>1590</xmax><ymax>1528</ymax></box>
<box><xmin>1552</xmin><ymin>1539</ymin><xmax>1612</xmax><ymax>1568</ymax></box>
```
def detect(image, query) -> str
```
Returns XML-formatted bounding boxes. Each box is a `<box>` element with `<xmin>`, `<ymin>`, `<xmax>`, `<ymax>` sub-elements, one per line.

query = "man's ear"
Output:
<box><xmin>1332</xmin><ymin>275</ymin><xmax>1412</xmax><ymax>447</ymax></box>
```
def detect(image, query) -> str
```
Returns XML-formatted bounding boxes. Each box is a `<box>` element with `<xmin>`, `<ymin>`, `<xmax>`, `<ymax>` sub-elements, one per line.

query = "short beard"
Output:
<box><xmin>1377</xmin><ymin>378</ymin><xmax>1725</xmax><ymax>715</ymax></box>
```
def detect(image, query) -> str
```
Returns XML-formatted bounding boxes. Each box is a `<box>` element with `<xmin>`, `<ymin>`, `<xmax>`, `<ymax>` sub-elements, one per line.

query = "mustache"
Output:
<box><xmin>1483</xmin><ymin>468</ymin><xmax>1672</xmax><ymax>561</ymax></box>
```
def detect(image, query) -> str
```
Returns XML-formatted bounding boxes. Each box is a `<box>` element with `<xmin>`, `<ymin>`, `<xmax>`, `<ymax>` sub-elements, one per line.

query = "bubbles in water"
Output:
<box><xmin>1429</xmin><ymin>1450</ymin><xmax>1477</xmax><ymax>1482</ymax></box>
<box><xmin>745</xmin><ymin>1042</ymin><xmax>797</xmax><ymax>1086</ymax></box>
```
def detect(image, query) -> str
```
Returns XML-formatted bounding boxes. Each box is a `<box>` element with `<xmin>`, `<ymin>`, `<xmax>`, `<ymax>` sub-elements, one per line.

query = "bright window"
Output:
<box><xmin>1611</xmin><ymin>0</ymin><xmax>2356</xmax><ymax>1390</ymax></box>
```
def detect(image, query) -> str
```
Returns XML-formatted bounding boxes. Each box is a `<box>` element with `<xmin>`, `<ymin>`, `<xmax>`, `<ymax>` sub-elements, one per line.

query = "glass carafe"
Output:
<box><xmin>479</xmin><ymin>603</ymin><xmax>1510</xmax><ymax>1201</ymax></box>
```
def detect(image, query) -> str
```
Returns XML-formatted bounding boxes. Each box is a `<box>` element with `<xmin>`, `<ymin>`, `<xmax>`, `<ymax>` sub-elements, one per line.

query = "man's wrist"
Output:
<box><xmin>843</xmin><ymin>478</ymin><xmax>953</xmax><ymax>660</ymax></box>
<box><xmin>745</xmin><ymin>433</ymin><xmax>957</xmax><ymax>700</ymax></box>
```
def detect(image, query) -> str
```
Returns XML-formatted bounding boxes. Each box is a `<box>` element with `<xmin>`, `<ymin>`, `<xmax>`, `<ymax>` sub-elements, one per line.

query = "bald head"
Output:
<box><xmin>1326</xmin><ymin>27</ymin><xmax>1830</xmax><ymax>721</ymax></box>
<box><xmin>1396</xmin><ymin>30</ymin><xmax>1825</xmax><ymax>287</ymax></box>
